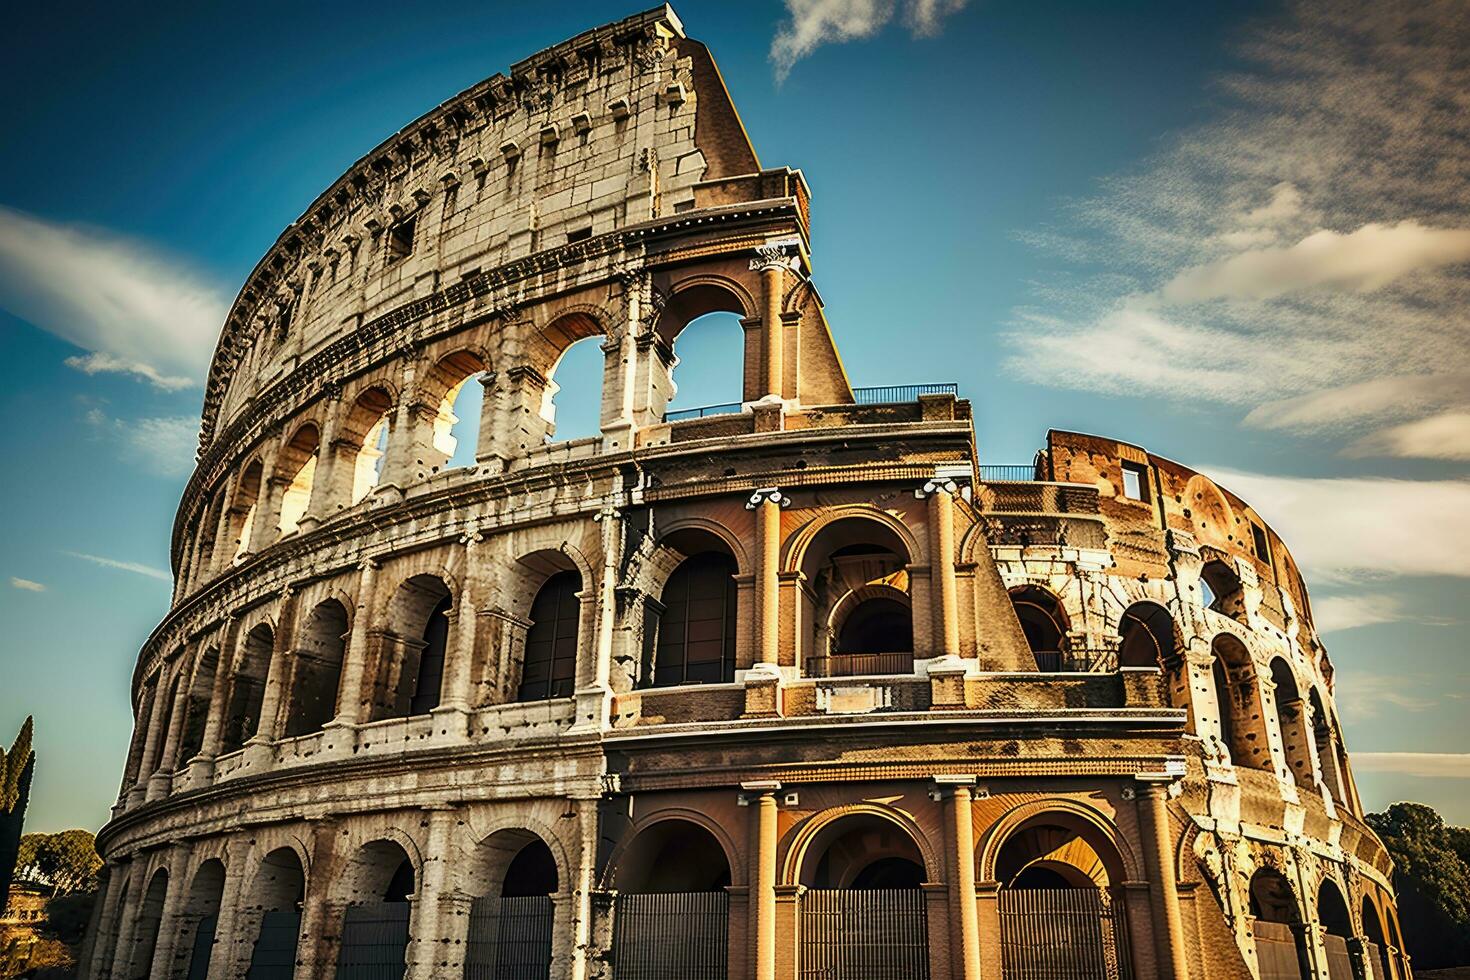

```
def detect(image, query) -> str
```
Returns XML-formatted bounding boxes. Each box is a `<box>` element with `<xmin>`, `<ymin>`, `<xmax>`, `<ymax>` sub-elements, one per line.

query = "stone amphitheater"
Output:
<box><xmin>85</xmin><ymin>6</ymin><xmax>1409</xmax><ymax>980</ymax></box>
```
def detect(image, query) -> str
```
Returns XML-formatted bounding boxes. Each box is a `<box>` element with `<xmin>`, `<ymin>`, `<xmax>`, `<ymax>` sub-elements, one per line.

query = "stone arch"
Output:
<box><xmin>371</xmin><ymin>573</ymin><xmax>454</xmax><ymax>719</ymax></box>
<box><xmin>225</xmin><ymin>456</ymin><xmax>265</xmax><ymax>564</ymax></box>
<box><xmin>656</xmin><ymin>516</ymin><xmax>751</xmax><ymax>577</ymax></box>
<box><xmin>783</xmin><ymin>506</ymin><xmax>923</xmax><ymax>575</ymax></box>
<box><xmin>828</xmin><ymin>582</ymin><xmax>913</xmax><ymax>656</ymax></box>
<box><xmin>644</xmin><ymin>548</ymin><xmax>740</xmax><ymax>687</ymax></box>
<box><xmin>460</xmin><ymin>811</ymin><xmax>575</xmax><ymax>900</ymax></box>
<box><xmin>1213</xmin><ymin>633</ymin><xmax>1271</xmax><ymax>771</ymax></box>
<box><xmin>129</xmin><ymin>866</ymin><xmax>170</xmax><ymax>978</ymax></box>
<box><xmin>1009</xmin><ymin>584</ymin><xmax>1074</xmax><ymax>671</ymax></box>
<box><xmin>418</xmin><ymin>347</ymin><xmax>492</xmax><ymax>472</ymax></box>
<box><xmin>782</xmin><ymin>803</ymin><xmax>941</xmax><ymax>888</ymax></box>
<box><xmin>177</xmin><ymin>644</ymin><xmax>220</xmax><ymax>762</ymax></box>
<box><xmin>463</xmin><ymin>827</ymin><xmax>561</xmax><ymax>898</ymax></box>
<box><xmin>1248</xmin><ymin>865</ymin><xmax>1303</xmax><ymax>923</ymax></box>
<box><xmin>1270</xmin><ymin>657</ymin><xmax>1314</xmax><ymax>788</ymax></box>
<box><xmin>284</xmin><ymin>597</ymin><xmax>351</xmax><ymax>737</ymax></box>
<box><xmin>655</xmin><ymin>275</ymin><xmax>758</xmax><ymax>343</ymax></box>
<box><xmin>175</xmin><ymin>857</ymin><xmax>227</xmax><ymax>979</ymax></box>
<box><xmin>1317</xmin><ymin>876</ymin><xmax>1352</xmax><ymax>935</ymax></box>
<box><xmin>274</xmin><ymin>421</ymin><xmax>321</xmax><ymax>537</ymax></box>
<box><xmin>338</xmin><ymin>830</ymin><xmax>422</xmax><ymax>903</ymax></box>
<box><xmin>610</xmin><ymin>808</ymin><xmax>741</xmax><ymax>892</ymax></box>
<box><xmin>976</xmin><ymin>798</ymin><xmax>1141</xmax><ymax>886</ymax></box>
<box><xmin>340</xmin><ymin>384</ymin><xmax>396</xmax><ymax>507</ymax></box>
<box><xmin>1200</xmin><ymin>557</ymin><xmax>1248</xmax><ymax>623</ymax></box>
<box><xmin>222</xmin><ymin>622</ymin><xmax>275</xmax><ymax>754</ymax></box>
<box><xmin>515</xmin><ymin>562</ymin><xmax>584</xmax><ymax>702</ymax></box>
<box><xmin>1118</xmin><ymin>600</ymin><xmax>1178</xmax><ymax>668</ymax></box>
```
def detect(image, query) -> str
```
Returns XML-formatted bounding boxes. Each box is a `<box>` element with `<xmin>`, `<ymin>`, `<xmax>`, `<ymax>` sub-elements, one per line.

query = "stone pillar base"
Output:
<box><xmin>569</xmin><ymin>686</ymin><xmax>611</xmax><ymax>733</ymax></box>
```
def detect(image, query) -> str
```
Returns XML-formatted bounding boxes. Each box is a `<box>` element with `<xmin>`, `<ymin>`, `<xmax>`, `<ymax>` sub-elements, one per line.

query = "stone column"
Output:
<box><xmin>297</xmin><ymin>821</ymin><xmax>343</xmax><ymax>980</ymax></box>
<box><xmin>407</xmin><ymin>807</ymin><xmax>457</xmax><ymax>980</ymax></box>
<box><xmin>245</xmin><ymin>588</ymin><xmax>298</xmax><ymax>758</ymax></box>
<box><xmin>147</xmin><ymin>675</ymin><xmax>191</xmax><ymax>801</ymax></box>
<box><xmin>247</xmin><ymin>440</ymin><xmax>285</xmax><ymax>555</ymax></box>
<box><xmin>130</xmin><ymin>678</ymin><xmax>169</xmax><ymax>806</ymax></box>
<box><xmin>976</xmin><ymin>880</ymin><xmax>1003</xmax><ymax>980</ymax></box>
<box><xmin>208</xmin><ymin>483</ymin><xmax>238</xmax><ymax>577</ymax></box>
<box><xmin>376</xmin><ymin>361</ymin><xmax>420</xmax><ymax>493</ymax></box>
<box><xmin>753</xmin><ymin>258</ymin><xmax>785</xmax><ymax>400</ymax></box>
<box><xmin>329</xmin><ymin>559</ymin><xmax>379</xmax><ymax>728</ymax></box>
<box><xmin>569</xmin><ymin>796</ymin><xmax>600</xmax><ymax>980</ymax></box>
<box><xmin>1139</xmin><ymin>778</ymin><xmax>1190</xmax><ymax>980</ymax></box>
<box><xmin>108</xmin><ymin>860</ymin><xmax>145</xmax><ymax>980</ymax></box>
<box><xmin>435</xmin><ymin>534</ymin><xmax>482</xmax><ymax>715</ymax></box>
<box><xmin>148</xmin><ymin>844</ymin><xmax>195</xmax><ymax>980</ymax></box>
<box><xmin>572</xmin><ymin>510</ymin><xmax>619</xmax><ymax>732</ymax></box>
<box><xmin>743</xmin><ymin>781</ymin><xmax>780</xmax><ymax>980</ymax></box>
<box><xmin>936</xmin><ymin>777</ymin><xmax>981</xmax><ymax>980</ymax></box>
<box><xmin>745</xmin><ymin>489</ymin><xmax>786</xmax><ymax>668</ymax></box>
<box><xmin>203</xmin><ymin>839</ymin><xmax>251</xmax><ymax>980</ymax></box>
<box><xmin>299</xmin><ymin>386</ymin><xmax>342</xmax><ymax>531</ymax></box>
<box><xmin>924</xmin><ymin>480</ymin><xmax>962</xmax><ymax>656</ymax></box>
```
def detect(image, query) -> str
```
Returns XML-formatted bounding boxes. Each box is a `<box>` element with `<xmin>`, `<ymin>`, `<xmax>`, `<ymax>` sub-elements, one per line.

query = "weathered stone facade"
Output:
<box><xmin>88</xmin><ymin>7</ymin><xmax>1407</xmax><ymax>979</ymax></box>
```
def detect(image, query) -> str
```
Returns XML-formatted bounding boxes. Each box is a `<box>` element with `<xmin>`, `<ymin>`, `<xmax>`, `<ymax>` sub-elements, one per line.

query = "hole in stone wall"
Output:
<box><xmin>545</xmin><ymin>337</ymin><xmax>604</xmax><ymax>443</ymax></box>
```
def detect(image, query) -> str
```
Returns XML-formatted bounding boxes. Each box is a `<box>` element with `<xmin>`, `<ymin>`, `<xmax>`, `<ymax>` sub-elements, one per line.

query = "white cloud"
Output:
<box><xmin>61</xmin><ymin>551</ymin><xmax>171</xmax><ymax>583</ymax></box>
<box><xmin>1162</xmin><ymin>222</ymin><xmax>1470</xmax><ymax>303</ymax></box>
<box><xmin>1311</xmin><ymin>594</ymin><xmax>1405</xmax><ymax>633</ymax></box>
<box><xmin>1347</xmin><ymin>411</ymin><xmax>1470</xmax><ymax>462</ymax></box>
<box><xmin>1333</xmin><ymin>673</ymin><xmax>1436</xmax><ymax>721</ymax></box>
<box><xmin>8</xmin><ymin>577</ymin><xmax>46</xmax><ymax>593</ymax></box>
<box><xmin>1205</xmin><ymin>468</ymin><xmax>1470</xmax><ymax>580</ymax></box>
<box><xmin>84</xmin><ymin>409</ymin><xmax>199</xmax><ymax>478</ymax></box>
<box><xmin>1351</xmin><ymin>753</ymin><xmax>1470</xmax><ymax>779</ymax></box>
<box><xmin>0</xmin><ymin>205</ymin><xmax>226</xmax><ymax>389</ymax></box>
<box><xmin>770</xmin><ymin>0</ymin><xmax>968</xmax><ymax>81</ymax></box>
<box><xmin>1005</xmin><ymin>1</ymin><xmax>1470</xmax><ymax>459</ymax></box>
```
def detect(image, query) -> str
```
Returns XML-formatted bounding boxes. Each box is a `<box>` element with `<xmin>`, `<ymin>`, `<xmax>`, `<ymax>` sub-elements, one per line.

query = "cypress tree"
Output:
<box><xmin>0</xmin><ymin>716</ymin><xmax>35</xmax><ymax>909</ymax></box>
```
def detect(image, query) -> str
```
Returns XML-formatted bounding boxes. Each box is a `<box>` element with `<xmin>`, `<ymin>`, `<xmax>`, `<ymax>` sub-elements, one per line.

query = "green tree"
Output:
<box><xmin>34</xmin><ymin>830</ymin><xmax>103</xmax><ymax>896</ymax></box>
<box><xmin>1366</xmin><ymin>802</ymin><xmax>1470</xmax><ymax>969</ymax></box>
<box><xmin>0</xmin><ymin>716</ymin><xmax>35</xmax><ymax>910</ymax></box>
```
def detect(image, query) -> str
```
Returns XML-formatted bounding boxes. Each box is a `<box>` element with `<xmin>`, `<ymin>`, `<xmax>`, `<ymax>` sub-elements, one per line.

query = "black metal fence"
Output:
<box><xmin>611</xmin><ymin>891</ymin><xmax>728</xmax><ymax>980</ymax></box>
<box><xmin>1252</xmin><ymin>920</ymin><xmax>1306</xmax><ymax>980</ymax></box>
<box><xmin>246</xmin><ymin>909</ymin><xmax>302</xmax><ymax>980</ymax></box>
<box><xmin>806</xmin><ymin>653</ymin><xmax>915</xmax><ymax>678</ymax></box>
<box><xmin>185</xmin><ymin>914</ymin><xmax>217</xmax><ymax>980</ymax></box>
<box><xmin>852</xmin><ymin>383</ymin><xmax>958</xmax><ymax>404</ymax></box>
<box><xmin>335</xmin><ymin>902</ymin><xmax>410</xmax><ymax>980</ymax></box>
<box><xmin>998</xmin><ymin>888</ymin><xmax>1132</xmax><ymax>980</ymax></box>
<box><xmin>465</xmin><ymin>895</ymin><xmax>554</xmax><ymax>980</ymax></box>
<box><xmin>664</xmin><ymin>402</ymin><xmax>743</xmax><ymax>422</ymax></box>
<box><xmin>799</xmin><ymin>888</ymin><xmax>930</xmax><ymax>980</ymax></box>
<box><xmin>979</xmin><ymin>464</ymin><xmax>1042</xmax><ymax>482</ymax></box>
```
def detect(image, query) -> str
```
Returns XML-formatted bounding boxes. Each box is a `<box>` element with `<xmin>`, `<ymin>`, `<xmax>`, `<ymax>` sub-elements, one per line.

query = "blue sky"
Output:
<box><xmin>1</xmin><ymin>0</ymin><xmax>1466</xmax><ymax>833</ymax></box>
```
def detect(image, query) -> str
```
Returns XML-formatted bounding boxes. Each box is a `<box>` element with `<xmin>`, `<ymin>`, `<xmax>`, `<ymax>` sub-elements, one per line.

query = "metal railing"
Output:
<box><xmin>466</xmin><ymin>895</ymin><xmax>553</xmax><ymax>980</ymax></box>
<box><xmin>807</xmin><ymin>653</ymin><xmax>915</xmax><ymax>678</ymax></box>
<box><xmin>663</xmin><ymin>401</ymin><xmax>743</xmax><ymax>422</ymax></box>
<box><xmin>336</xmin><ymin>902</ymin><xmax>410</xmax><ymax>978</ymax></box>
<box><xmin>612</xmin><ymin>891</ymin><xmax>728</xmax><ymax>980</ymax></box>
<box><xmin>999</xmin><ymin>888</ymin><xmax>1132</xmax><ymax>980</ymax></box>
<box><xmin>800</xmin><ymin>888</ymin><xmax>931</xmax><ymax>980</ymax></box>
<box><xmin>979</xmin><ymin>464</ymin><xmax>1041</xmax><ymax>482</ymax></box>
<box><xmin>852</xmin><ymin>382</ymin><xmax>957</xmax><ymax>404</ymax></box>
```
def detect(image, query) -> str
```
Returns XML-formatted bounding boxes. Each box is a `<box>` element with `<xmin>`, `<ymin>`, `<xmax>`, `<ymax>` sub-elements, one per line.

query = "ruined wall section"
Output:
<box><xmin>205</xmin><ymin>5</ymin><xmax>759</xmax><ymax>447</ymax></box>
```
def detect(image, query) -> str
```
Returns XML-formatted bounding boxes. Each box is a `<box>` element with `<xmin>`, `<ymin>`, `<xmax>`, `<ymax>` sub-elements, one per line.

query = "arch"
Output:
<box><xmin>655</xmin><ymin>276</ymin><xmax>757</xmax><ymax>343</ymax></box>
<box><xmin>178</xmin><ymin>858</ymin><xmax>227</xmax><ymax>980</ymax></box>
<box><xmin>657</xmin><ymin>517</ymin><xmax>750</xmax><ymax>576</ymax></box>
<box><xmin>662</xmin><ymin>307</ymin><xmax>748</xmax><ymax>418</ymax></box>
<box><xmin>193</xmin><ymin>489</ymin><xmax>225</xmax><ymax>582</ymax></box>
<box><xmin>1212</xmin><ymin>634</ymin><xmax>1270</xmax><ymax>770</ymax></box>
<box><xmin>341</xmin><ymin>837</ymin><xmax>417</xmax><ymax>904</ymax></box>
<box><xmin>420</xmin><ymin>348</ymin><xmax>491</xmax><ymax>472</ymax></box>
<box><xmin>1118</xmin><ymin>601</ymin><xmax>1177</xmax><ymax>668</ymax></box>
<box><xmin>275</xmin><ymin>422</ymin><xmax>320</xmax><ymax>536</ymax></box>
<box><xmin>284</xmin><ymin>598</ymin><xmax>350</xmax><ymax>736</ymax></box>
<box><xmin>1010</xmin><ymin>585</ymin><xmax>1073</xmax><ymax>671</ymax></box>
<box><xmin>1249</xmin><ymin>867</ymin><xmax>1301</xmax><ymax>923</ymax></box>
<box><xmin>1317</xmin><ymin>878</ymin><xmax>1351</xmax><ymax>936</ymax></box>
<box><xmin>977</xmin><ymin>799</ymin><xmax>1138</xmax><ymax>888</ymax></box>
<box><xmin>150</xmin><ymin>671</ymin><xmax>183</xmax><ymax>775</ymax></box>
<box><xmin>177</xmin><ymin>645</ymin><xmax>220</xmax><ymax>762</ymax></box>
<box><xmin>1200</xmin><ymin>559</ymin><xmax>1247</xmax><ymax>623</ymax></box>
<box><xmin>1311</xmin><ymin>688</ymin><xmax>1347</xmax><ymax>803</ymax></box>
<box><xmin>373</xmin><ymin>574</ymin><xmax>453</xmax><ymax>719</ymax></box>
<box><xmin>612</xmin><ymin>814</ymin><xmax>736</xmax><ymax>893</ymax></box>
<box><xmin>465</xmin><ymin>828</ymin><xmax>561</xmax><ymax>898</ymax></box>
<box><xmin>221</xmin><ymin>623</ymin><xmax>274</xmax><ymax>753</ymax></box>
<box><xmin>342</xmin><ymin>385</ymin><xmax>395</xmax><ymax>505</ymax></box>
<box><xmin>784</xmin><ymin>507</ymin><xmax>921</xmax><ymax>577</ymax></box>
<box><xmin>793</xmin><ymin>811</ymin><xmax>929</xmax><ymax>889</ymax></box>
<box><xmin>517</xmin><ymin>569</ymin><xmax>582</xmax><ymax>702</ymax></box>
<box><xmin>1270</xmin><ymin>658</ymin><xmax>1313</xmax><ymax>787</ymax></box>
<box><xmin>645</xmin><ymin>551</ymin><xmax>738</xmax><ymax>687</ymax></box>
<box><xmin>227</xmin><ymin>458</ymin><xmax>264</xmax><ymax>564</ymax></box>
<box><xmin>541</xmin><ymin>335</ymin><xmax>606</xmax><ymax>444</ymax></box>
<box><xmin>1249</xmin><ymin>865</ymin><xmax>1308</xmax><ymax>980</ymax></box>
<box><xmin>131</xmin><ymin>866</ymin><xmax>169</xmax><ymax>977</ymax></box>
<box><xmin>783</xmin><ymin>804</ymin><xmax>942</xmax><ymax>888</ymax></box>
<box><xmin>831</xmin><ymin>584</ymin><xmax>913</xmax><ymax>656</ymax></box>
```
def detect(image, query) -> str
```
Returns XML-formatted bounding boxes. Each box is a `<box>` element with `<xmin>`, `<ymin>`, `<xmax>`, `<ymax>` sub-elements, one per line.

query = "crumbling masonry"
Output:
<box><xmin>87</xmin><ymin>7</ymin><xmax>1407</xmax><ymax>980</ymax></box>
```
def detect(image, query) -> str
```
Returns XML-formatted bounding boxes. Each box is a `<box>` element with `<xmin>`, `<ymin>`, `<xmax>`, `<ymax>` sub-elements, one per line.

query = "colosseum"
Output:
<box><xmin>85</xmin><ymin>7</ymin><xmax>1409</xmax><ymax>980</ymax></box>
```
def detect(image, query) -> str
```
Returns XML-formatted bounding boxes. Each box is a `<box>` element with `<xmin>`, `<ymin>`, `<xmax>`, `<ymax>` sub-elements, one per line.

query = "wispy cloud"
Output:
<box><xmin>770</xmin><ymin>0</ymin><xmax>969</xmax><ymax>81</ymax></box>
<box><xmin>1311</xmin><ymin>595</ymin><xmax>1405</xmax><ymax>634</ymax></box>
<box><xmin>62</xmin><ymin>551</ymin><xmax>171</xmax><ymax>583</ymax></box>
<box><xmin>0</xmin><ymin>205</ymin><xmax>226</xmax><ymax>389</ymax></box>
<box><xmin>1205</xmin><ymin>468</ymin><xmax>1470</xmax><ymax>581</ymax></box>
<box><xmin>1333</xmin><ymin>672</ymin><xmax>1436</xmax><ymax>721</ymax></box>
<box><xmin>1351</xmin><ymin>752</ymin><xmax>1470</xmax><ymax>779</ymax></box>
<box><xmin>8</xmin><ymin>577</ymin><xmax>46</xmax><ymax>593</ymax></box>
<box><xmin>83</xmin><ymin>407</ymin><xmax>198</xmax><ymax>478</ymax></box>
<box><xmin>1005</xmin><ymin>1</ymin><xmax>1470</xmax><ymax>460</ymax></box>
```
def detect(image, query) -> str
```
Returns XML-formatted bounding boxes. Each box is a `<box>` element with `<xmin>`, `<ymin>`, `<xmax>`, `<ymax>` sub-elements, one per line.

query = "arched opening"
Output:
<box><xmin>343</xmin><ymin>387</ymin><xmax>394</xmax><ymax>506</ymax></box>
<box><xmin>612</xmin><ymin>819</ymin><xmax>731</xmax><ymax>980</ymax></box>
<box><xmin>662</xmin><ymin>309</ymin><xmax>748</xmax><ymax>419</ymax></box>
<box><xmin>337</xmin><ymin>841</ymin><xmax>415</xmax><ymax>977</ymax></box>
<box><xmin>1249</xmin><ymin>867</ymin><xmax>1306</xmax><ymax>980</ymax></box>
<box><xmin>798</xmin><ymin>813</ymin><xmax>931</xmax><ymax>980</ymax></box>
<box><xmin>543</xmin><ymin>335</ymin><xmax>605</xmax><ymax>444</ymax></box>
<box><xmin>244</xmin><ymin>847</ymin><xmax>305</xmax><ymax>977</ymax></box>
<box><xmin>179</xmin><ymin>859</ymin><xmax>226</xmax><ymax>980</ymax></box>
<box><xmin>1361</xmin><ymin>895</ymin><xmax>1396</xmax><ymax>980</ymax></box>
<box><xmin>227</xmin><ymin>460</ymin><xmax>264</xmax><ymax>564</ymax></box>
<box><xmin>995</xmin><ymin>816</ymin><xmax>1132</xmax><ymax>980</ymax></box>
<box><xmin>1270</xmin><ymin>658</ymin><xmax>1313</xmax><ymax>788</ymax></box>
<box><xmin>372</xmin><ymin>575</ymin><xmax>452</xmax><ymax>720</ymax></box>
<box><xmin>1200</xmin><ymin>560</ymin><xmax>1247</xmax><ymax>623</ymax></box>
<box><xmin>518</xmin><ymin>570</ymin><xmax>581</xmax><ymax>702</ymax></box>
<box><xmin>275</xmin><ymin>423</ymin><xmax>320</xmax><ymax>537</ymax></box>
<box><xmin>1319</xmin><ymin>879</ymin><xmax>1354</xmax><ymax>980</ymax></box>
<box><xmin>177</xmin><ymin>646</ymin><xmax>219</xmax><ymax>763</ymax></box>
<box><xmin>1118</xmin><ymin>601</ymin><xmax>1176</xmax><ymax>668</ymax></box>
<box><xmin>465</xmin><ymin>830</ymin><xmax>558</xmax><ymax>979</ymax></box>
<box><xmin>800</xmin><ymin>517</ymin><xmax>915</xmax><ymax>678</ymax></box>
<box><xmin>1010</xmin><ymin>586</ymin><xmax>1075</xmax><ymax>671</ymax></box>
<box><xmin>1212</xmin><ymin>634</ymin><xmax>1271</xmax><ymax>770</ymax></box>
<box><xmin>1311</xmin><ymin>688</ymin><xmax>1347</xmax><ymax>804</ymax></box>
<box><xmin>128</xmin><ymin>868</ymin><xmax>169</xmax><ymax>977</ymax></box>
<box><xmin>193</xmin><ymin>490</ymin><xmax>224</xmax><ymax>582</ymax></box>
<box><xmin>645</xmin><ymin>551</ymin><xmax>738</xmax><ymax>687</ymax></box>
<box><xmin>285</xmin><ymin>599</ymin><xmax>349</xmax><ymax>737</ymax></box>
<box><xmin>150</xmin><ymin>674</ymin><xmax>181</xmax><ymax>777</ymax></box>
<box><xmin>221</xmin><ymin>624</ymin><xmax>274</xmax><ymax>754</ymax></box>
<box><xmin>421</xmin><ymin>350</ymin><xmax>490</xmax><ymax>473</ymax></box>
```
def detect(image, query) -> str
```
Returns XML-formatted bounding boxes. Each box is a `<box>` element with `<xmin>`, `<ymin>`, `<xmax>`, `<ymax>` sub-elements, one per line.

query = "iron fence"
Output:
<box><xmin>611</xmin><ymin>891</ymin><xmax>728</xmax><ymax>980</ymax></box>
<box><xmin>246</xmin><ymin>909</ymin><xmax>301</xmax><ymax>980</ymax></box>
<box><xmin>799</xmin><ymin>888</ymin><xmax>930</xmax><ymax>980</ymax></box>
<box><xmin>998</xmin><ymin>888</ymin><xmax>1132</xmax><ymax>980</ymax></box>
<box><xmin>465</xmin><ymin>895</ymin><xmax>554</xmax><ymax>980</ymax></box>
<box><xmin>663</xmin><ymin>402</ymin><xmax>743</xmax><ymax>422</ymax></box>
<box><xmin>980</xmin><ymin>464</ymin><xmax>1042</xmax><ymax>482</ymax></box>
<box><xmin>335</xmin><ymin>902</ymin><xmax>410</xmax><ymax>980</ymax></box>
<box><xmin>185</xmin><ymin>913</ymin><xmax>217</xmax><ymax>980</ymax></box>
<box><xmin>1252</xmin><ymin>920</ymin><xmax>1306</xmax><ymax>980</ymax></box>
<box><xmin>805</xmin><ymin>653</ymin><xmax>915</xmax><ymax>678</ymax></box>
<box><xmin>852</xmin><ymin>383</ymin><xmax>957</xmax><ymax>404</ymax></box>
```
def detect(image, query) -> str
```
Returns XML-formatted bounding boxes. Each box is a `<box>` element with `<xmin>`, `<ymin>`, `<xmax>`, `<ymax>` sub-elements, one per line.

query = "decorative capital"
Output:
<box><xmin>916</xmin><ymin>478</ymin><xmax>960</xmax><ymax>498</ymax></box>
<box><xmin>745</xmin><ymin>487</ymin><xmax>790</xmax><ymax>510</ymax></box>
<box><xmin>749</xmin><ymin>237</ymin><xmax>803</xmax><ymax>273</ymax></box>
